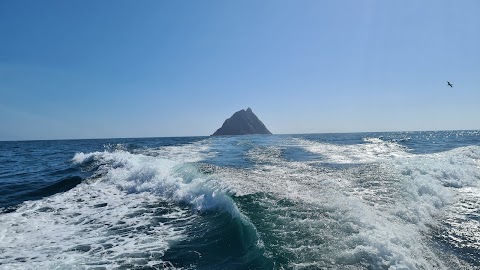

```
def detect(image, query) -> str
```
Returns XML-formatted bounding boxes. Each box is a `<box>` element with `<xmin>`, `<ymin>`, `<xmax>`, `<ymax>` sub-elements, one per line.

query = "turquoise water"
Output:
<box><xmin>1</xmin><ymin>131</ymin><xmax>479</xmax><ymax>269</ymax></box>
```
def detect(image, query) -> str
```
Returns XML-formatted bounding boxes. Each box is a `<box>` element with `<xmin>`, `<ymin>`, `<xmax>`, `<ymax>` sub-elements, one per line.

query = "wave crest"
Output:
<box><xmin>73</xmin><ymin>149</ymin><xmax>240</xmax><ymax>216</ymax></box>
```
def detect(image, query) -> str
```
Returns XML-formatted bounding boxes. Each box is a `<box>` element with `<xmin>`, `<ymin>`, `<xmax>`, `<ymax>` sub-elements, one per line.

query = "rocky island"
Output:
<box><xmin>211</xmin><ymin>108</ymin><xmax>272</xmax><ymax>136</ymax></box>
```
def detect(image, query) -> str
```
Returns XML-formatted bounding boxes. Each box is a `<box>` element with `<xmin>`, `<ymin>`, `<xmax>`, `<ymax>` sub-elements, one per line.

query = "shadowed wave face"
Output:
<box><xmin>0</xmin><ymin>131</ymin><xmax>479</xmax><ymax>269</ymax></box>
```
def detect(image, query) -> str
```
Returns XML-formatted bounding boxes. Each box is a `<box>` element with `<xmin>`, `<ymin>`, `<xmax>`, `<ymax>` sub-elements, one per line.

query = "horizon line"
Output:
<box><xmin>1</xmin><ymin>128</ymin><xmax>478</xmax><ymax>143</ymax></box>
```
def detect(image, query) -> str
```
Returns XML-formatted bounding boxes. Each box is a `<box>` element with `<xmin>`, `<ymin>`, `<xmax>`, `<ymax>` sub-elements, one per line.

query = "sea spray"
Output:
<box><xmin>1</xmin><ymin>131</ymin><xmax>479</xmax><ymax>269</ymax></box>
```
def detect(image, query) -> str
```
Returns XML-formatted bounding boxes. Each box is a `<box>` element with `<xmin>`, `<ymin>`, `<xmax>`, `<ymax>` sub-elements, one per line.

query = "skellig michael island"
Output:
<box><xmin>212</xmin><ymin>108</ymin><xmax>272</xmax><ymax>136</ymax></box>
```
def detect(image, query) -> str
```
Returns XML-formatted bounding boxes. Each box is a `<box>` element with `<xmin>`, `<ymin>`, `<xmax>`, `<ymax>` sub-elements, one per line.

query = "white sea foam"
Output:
<box><xmin>0</xmin><ymin>140</ymin><xmax>242</xmax><ymax>269</ymax></box>
<box><xmin>296</xmin><ymin>137</ymin><xmax>411</xmax><ymax>164</ymax></box>
<box><xmin>140</xmin><ymin>139</ymin><xmax>216</xmax><ymax>162</ymax></box>
<box><xmin>440</xmin><ymin>185</ymin><xmax>480</xmax><ymax>254</ymax></box>
<box><xmin>0</xmin><ymin>180</ymin><xmax>187</xmax><ymax>269</ymax></box>
<box><xmin>72</xmin><ymin>149</ymin><xmax>239</xmax><ymax>215</ymax></box>
<box><xmin>2</xmin><ymin>136</ymin><xmax>478</xmax><ymax>269</ymax></box>
<box><xmin>212</xmin><ymin>138</ymin><xmax>480</xmax><ymax>269</ymax></box>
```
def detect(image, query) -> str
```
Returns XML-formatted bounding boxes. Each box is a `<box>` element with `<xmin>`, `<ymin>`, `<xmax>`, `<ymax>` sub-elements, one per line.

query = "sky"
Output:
<box><xmin>0</xmin><ymin>0</ymin><xmax>479</xmax><ymax>140</ymax></box>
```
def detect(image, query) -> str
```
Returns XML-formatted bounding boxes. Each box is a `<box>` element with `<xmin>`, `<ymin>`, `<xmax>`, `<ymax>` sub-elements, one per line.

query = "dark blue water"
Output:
<box><xmin>1</xmin><ymin>131</ymin><xmax>479</xmax><ymax>269</ymax></box>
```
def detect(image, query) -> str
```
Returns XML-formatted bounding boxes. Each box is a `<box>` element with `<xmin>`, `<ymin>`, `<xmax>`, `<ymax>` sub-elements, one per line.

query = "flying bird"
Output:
<box><xmin>447</xmin><ymin>81</ymin><xmax>453</xmax><ymax>87</ymax></box>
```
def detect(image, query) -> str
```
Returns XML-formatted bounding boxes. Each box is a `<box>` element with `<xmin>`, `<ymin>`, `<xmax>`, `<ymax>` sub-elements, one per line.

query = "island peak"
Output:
<box><xmin>211</xmin><ymin>108</ymin><xmax>272</xmax><ymax>136</ymax></box>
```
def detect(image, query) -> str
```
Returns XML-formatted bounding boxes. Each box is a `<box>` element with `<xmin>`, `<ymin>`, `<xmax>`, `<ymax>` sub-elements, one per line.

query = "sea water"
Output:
<box><xmin>0</xmin><ymin>131</ymin><xmax>479</xmax><ymax>269</ymax></box>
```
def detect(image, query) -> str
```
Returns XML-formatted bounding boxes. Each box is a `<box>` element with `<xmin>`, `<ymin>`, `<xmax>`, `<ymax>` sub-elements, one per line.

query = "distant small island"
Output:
<box><xmin>211</xmin><ymin>108</ymin><xmax>272</xmax><ymax>136</ymax></box>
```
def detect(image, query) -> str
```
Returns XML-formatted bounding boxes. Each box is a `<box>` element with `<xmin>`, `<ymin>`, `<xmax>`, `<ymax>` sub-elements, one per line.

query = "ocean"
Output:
<box><xmin>1</xmin><ymin>131</ymin><xmax>479</xmax><ymax>270</ymax></box>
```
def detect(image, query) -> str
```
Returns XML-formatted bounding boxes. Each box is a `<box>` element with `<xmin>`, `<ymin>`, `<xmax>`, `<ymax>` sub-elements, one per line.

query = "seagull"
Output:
<box><xmin>447</xmin><ymin>81</ymin><xmax>453</xmax><ymax>87</ymax></box>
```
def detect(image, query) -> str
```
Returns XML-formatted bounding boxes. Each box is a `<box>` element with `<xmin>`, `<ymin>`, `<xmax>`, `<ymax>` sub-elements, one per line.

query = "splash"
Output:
<box><xmin>212</xmin><ymin>137</ymin><xmax>480</xmax><ymax>269</ymax></box>
<box><xmin>296</xmin><ymin>136</ymin><xmax>411</xmax><ymax>164</ymax></box>
<box><xmin>0</xmin><ymin>141</ymin><xmax>244</xmax><ymax>269</ymax></box>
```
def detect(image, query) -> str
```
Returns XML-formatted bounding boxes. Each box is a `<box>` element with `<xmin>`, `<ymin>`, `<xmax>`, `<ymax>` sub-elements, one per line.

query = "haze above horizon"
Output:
<box><xmin>1</xmin><ymin>1</ymin><xmax>479</xmax><ymax>141</ymax></box>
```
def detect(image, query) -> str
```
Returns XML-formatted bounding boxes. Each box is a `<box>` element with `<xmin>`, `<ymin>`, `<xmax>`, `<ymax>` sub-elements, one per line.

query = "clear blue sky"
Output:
<box><xmin>1</xmin><ymin>0</ymin><xmax>479</xmax><ymax>140</ymax></box>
